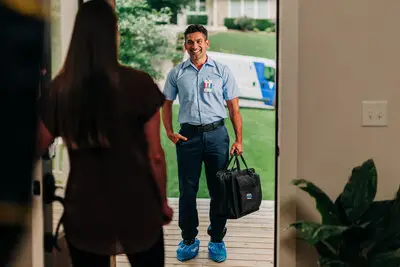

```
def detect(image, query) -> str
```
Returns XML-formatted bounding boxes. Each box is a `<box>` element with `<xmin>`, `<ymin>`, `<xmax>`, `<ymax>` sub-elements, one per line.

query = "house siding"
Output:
<box><xmin>217</xmin><ymin>0</ymin><xmax>229</xmax><ymax>27</ymax></box>
<box><xmin>182</xmin><ymin>0</ymin><xmax>276</xmax><ymax>27</ymax></box>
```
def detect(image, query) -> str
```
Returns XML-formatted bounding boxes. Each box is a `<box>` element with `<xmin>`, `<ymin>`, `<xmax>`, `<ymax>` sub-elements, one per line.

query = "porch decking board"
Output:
<box><xmin>53</xmin><ymin>198</ymin><xmax>274</xmax><ymax>267</ymax></box>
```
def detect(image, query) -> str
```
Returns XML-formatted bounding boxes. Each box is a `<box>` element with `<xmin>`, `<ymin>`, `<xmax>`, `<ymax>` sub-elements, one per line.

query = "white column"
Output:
<box><xmin>213</xmin><ymin>0</ymin><xmax>218</xmax><ymax>27</ymax></box>
<box><xmin>254</xmin><ymin>0</ymin><xmax>259</xmax><ymax>18</ymax></box>
<box><xmin>268</xmin><ymin>0</ymin><xmax>277</xmax><ymax>20</ymax></box>
<box><xmin>240</xmin><ymin>0</ymin><xmax>245</xmax><ymax>16</ymax></box>
<box><xmin>177</xmin><ymin>10</ymin><xmax>187</xmax><ymax>26</ymax></box>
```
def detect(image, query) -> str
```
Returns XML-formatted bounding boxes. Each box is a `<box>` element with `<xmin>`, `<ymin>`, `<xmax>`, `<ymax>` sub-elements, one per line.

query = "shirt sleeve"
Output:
<box><xmin>163</xmin><ymin>68</ymin><xmax>178</xmax><ymax>101</ymax></box>
<box><xmin>138</xmin><ymin>72</ymin><xmax>165</xmax><ymax>124</ymax></box>
<box><xmin>222</xmin><ymin>65</ymin><xmax>241</xmax><ymax>101</ymax></box>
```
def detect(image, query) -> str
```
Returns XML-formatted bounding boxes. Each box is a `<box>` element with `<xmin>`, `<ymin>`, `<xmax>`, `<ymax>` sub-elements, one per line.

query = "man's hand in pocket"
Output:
<box><xmin>167</xmin><ymin>132</ymin><xmax>187</xmax><ymax>144</ymax></box>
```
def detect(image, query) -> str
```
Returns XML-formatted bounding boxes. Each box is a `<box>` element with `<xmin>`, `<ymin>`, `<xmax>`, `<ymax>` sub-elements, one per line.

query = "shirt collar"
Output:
<box><xmin>183</xmin><ymin>54</ymin><xmax>216</xmax><ymax>69</ymax></box>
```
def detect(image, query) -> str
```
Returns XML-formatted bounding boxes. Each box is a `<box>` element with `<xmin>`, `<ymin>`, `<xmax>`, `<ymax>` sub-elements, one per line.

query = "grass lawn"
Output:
<box><xmin>161</xmin><ymin>105</ymin><xmax>275</xmax><ymax>200</ymax></box>
<box><xmin>208</xmin><ymin>31</ymin><xmax>276</xmax><ymax>59</ymax></box>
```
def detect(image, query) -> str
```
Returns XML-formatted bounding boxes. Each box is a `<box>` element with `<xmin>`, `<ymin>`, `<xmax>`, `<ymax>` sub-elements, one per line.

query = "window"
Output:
<box><xmin>188</xmin><ymin>0</ymin><xmax>207</xmax><ymax>14</ymax></box>
<box><xmin>264</xmin><ymin>66</ymin><xmax>275</xmax><ymax>82</ymax></box>
<box><xmin>258</xmin><ymin>0</ymin><xmax>269</xmax><ymax>19</ymax></box>
<box><xmin>230</xmin><ymin>0</ymin><xmax>242</xmax><ymax>18</ymax></box>
<box><xmin>199</xmin><ymin>0</ymin><xmax>206</xmax><ymax>12</ymax></box>
<box><xmin>229</xmin><ymin>0</ymin><xmax>270</xmax><ymax>19</ymax></box>
<box><xmin>188</xmin><ymin>0</ymin><xmax>196</xmax><ymax>11</ymax></box>
<box><xmin>244</xmin><ymin>0</ymin><xmax>255</xmax><ymax>17</ymax></box>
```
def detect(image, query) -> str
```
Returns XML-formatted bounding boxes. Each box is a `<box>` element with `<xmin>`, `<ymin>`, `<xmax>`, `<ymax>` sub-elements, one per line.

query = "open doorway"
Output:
<box><xmin>49</xmin><ymin>0</ymin><xmax>278</xmax><ymax>266</ymax></box>
<box><xmin>115</xmin><ymin>0</ymin><xmax>278</xmax><ymax>266</ymax></box>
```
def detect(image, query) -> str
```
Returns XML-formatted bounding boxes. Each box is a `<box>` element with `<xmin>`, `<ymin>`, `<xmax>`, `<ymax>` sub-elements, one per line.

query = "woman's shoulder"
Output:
<box><xmin>118</xmin><ymin>64</ymin><xmax>152</xmax><ymax>82</ymax></box>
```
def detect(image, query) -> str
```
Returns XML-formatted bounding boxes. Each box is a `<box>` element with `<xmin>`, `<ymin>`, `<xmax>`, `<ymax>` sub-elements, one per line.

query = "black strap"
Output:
<box><xmin>235</xmin><ymin>155</ymin><xmax>241</xmax><ymax>170</ymax></box>
<box><xmin>238</xmin><ymin>154</ymin><xmax>249</xmax><ymax>170</ymax></box>
<box><xmin>224</xmin><ymin>153</ymin><xmax>248</xmax><ymax>171</ymax></box>
<box><xmin>224</xmin><ymin>154</ymin><xmax>235</xmax><ymax>170</ymax></box>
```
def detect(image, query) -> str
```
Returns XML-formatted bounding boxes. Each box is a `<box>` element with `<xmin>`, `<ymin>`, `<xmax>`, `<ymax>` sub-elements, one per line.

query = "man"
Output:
<box><xmin>162</xmin><ymin>24</ymin><xmax>243</xmax><ymax>263</ymax></box>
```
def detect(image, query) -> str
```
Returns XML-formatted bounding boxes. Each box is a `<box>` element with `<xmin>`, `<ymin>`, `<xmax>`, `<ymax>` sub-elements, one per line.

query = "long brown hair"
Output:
<box><xmin>54</xmin><ymin>0</ymin><xmax>119</xmax><ymax>148</ymax></box>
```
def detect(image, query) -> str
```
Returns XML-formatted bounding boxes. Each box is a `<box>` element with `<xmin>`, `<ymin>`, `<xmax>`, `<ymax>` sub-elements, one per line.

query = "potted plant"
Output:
<box><xmin>290</xmin><ymin>159</ymin><xmax>400</xmax><ymax>266</ymax></box>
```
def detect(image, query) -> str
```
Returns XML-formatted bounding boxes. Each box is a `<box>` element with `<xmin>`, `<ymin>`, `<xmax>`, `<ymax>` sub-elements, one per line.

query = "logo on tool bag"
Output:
<box><xmin>246</xmin><ymin>193</ymin><xmax>253</xmax><ymax>200</ymax></box>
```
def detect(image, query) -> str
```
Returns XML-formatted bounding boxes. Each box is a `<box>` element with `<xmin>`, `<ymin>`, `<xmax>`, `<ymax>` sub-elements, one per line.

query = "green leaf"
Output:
<box><xmin>358</xmin><ymin>200</ymin><xmax>393</xmax><ymax>225</ymax></box>
<box><xmin>338</xmin><ymin>226</ymin><xmax>371</xmax><ymax>263</ymax></box>
<box><xmin>368</xmin><ymin>249</ymin><xmax>400</xmax><ymax>267</ymax></box>
<box><xmin>334</xmin><ymin>193</ymin><xmax>351</xmax><ymax>225</ymax></box>
<box><xmin>316</xmin><ymin>238</ymin><xmax>340</xmax><ymax>259</ymax></box>
<box><xmin>358</xmin><ymin>201</ymin><xmax>393</xmax><ymax>243</ymax></box>
<box><xmin>290</xmin><ymin>221</ymin><xmax>348</xmax><ymax>246</ymax></box>
<box><xmin>366</xmin><ymin>186</ymin><xmax>400</xmax><ymax>256</ymax></box>
<box><xmin>340</xmin><ymin>159</ymin><xmax>377</xmax><ymax>223</ymax></box>
<box><xmin>292</xmin><ymin>179</ymin><xmax>341</xmax><ymax>225</ymax></box>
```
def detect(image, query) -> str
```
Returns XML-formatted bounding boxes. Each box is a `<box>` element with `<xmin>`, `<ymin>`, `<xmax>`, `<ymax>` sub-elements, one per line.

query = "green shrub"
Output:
<box><xmin>270</xmin><ymin>24</ymin><xmax>276</xmax><ymax>32</ymax></box>
<box><xmin>173</xmin><ymin>32</ymin><xmax>185</xmax><ymax>65</ymax></box>
<box><xmin>254</xmin><ymin>19</ymin><xmax>273</xmax><ymax>31</ymax></box>
<box><xmin>187</xmin><ymin>14</ymin><xmax>208</xmax><ymax>25</ymax></box>
<box><xmin>234</xmin><ymin>16</ymin><xmax>256</xmax><ymax>31</ymax></box>
<box><xmin>224</xmin><ymin>18</ymin><xmax>240</xmax><ymax>30</ymax></box>
<box><xmin>224</xmin><ymin>17</ymin><xmax>275</xmax><ymax>32</ymax></box>
<box><xmin>117</xmin><ymin>0</ymin><xmax>179</xmax><ymax>80</ymax></box>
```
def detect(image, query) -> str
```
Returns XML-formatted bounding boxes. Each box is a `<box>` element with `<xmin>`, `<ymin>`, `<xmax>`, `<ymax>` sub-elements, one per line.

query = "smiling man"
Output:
<box><xmin>162</xmin><ymin>24</ymin><xmax>243</xmax><ymax>263</ymax></box>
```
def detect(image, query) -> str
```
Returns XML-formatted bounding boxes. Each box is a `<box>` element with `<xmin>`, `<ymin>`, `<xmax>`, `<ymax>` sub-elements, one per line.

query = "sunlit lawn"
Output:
<box><xmin>209</xmin><ymin>30</ymin><xmax>276</xmax><ymax>59</ymax></box>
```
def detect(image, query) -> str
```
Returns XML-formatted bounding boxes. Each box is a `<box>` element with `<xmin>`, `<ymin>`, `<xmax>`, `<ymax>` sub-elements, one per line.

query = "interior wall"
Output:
<box><xmin>276</xmin><ymin>0</ymin><xmax>299</xmax><ymax>265</ymax></box>
<box><xmin>294</xmin><ymin>0</ymin><xmax>400</xmax><ymax>266</ymax></box>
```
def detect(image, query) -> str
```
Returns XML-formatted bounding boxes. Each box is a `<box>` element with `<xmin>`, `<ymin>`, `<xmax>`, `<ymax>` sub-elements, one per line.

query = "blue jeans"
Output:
<box><xmin>176</xmin><ymin>123</ymin><xmax>229</xmax><ymax>242</ymax></box>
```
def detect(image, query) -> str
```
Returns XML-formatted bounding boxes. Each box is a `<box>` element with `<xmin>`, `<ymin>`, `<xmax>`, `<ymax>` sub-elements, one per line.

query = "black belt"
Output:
<box><xmin>181</xmin><ymin>119</ymin><xmax>224</xmax><ymax>133</ymax></box>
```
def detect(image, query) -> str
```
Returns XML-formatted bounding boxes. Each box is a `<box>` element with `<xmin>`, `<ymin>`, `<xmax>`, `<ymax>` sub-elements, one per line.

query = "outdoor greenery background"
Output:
<box><xmin>117</xmin><ymin>0</ymin><xmax>276</xmax><ymax>200</ymax></box>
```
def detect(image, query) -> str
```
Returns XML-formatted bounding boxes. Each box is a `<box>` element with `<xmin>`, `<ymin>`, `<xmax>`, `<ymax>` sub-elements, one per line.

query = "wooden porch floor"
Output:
<box><xmin>53</xmin><ymin>198</ymin><xmax>274</xmax><ymax>267</ymax></box>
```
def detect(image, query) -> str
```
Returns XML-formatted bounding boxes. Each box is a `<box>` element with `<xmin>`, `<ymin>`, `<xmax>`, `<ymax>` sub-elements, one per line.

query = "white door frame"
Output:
<box><xmin>18</xmin><ymin>0</ymin><xmax>300</xmax><ymax>265</ymax></box>
<box><xmin>276</xmin><ymin>0</ymin><xmax>299</xmax><ymax>265</ymax></box>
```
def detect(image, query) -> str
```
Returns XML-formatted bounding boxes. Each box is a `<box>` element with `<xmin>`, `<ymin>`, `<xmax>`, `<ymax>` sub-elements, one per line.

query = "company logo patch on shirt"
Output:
<box><xmin>203</xmin><ymin>79</ymin><xmax>214</xmax><ymax>93</ymax></box>
<box><xmin>246</xmin><ymin>193</ymin><xmax>253</xmax><ymax>200</ymax></box>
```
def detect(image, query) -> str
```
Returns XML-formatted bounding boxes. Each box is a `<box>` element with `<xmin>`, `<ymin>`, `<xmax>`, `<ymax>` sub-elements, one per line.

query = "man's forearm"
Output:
<box><xmin>230</xmin><ymin>110</ymin><xmax>243</xmax><ymax>143</ymax></box>
<box><xmin>162</xmin><ymin>102</ymin><xmax>174</xmax><ymax>135</ymax></box>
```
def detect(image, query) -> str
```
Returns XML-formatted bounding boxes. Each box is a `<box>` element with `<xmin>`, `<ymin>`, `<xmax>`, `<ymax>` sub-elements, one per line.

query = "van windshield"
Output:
<box><xmin>264</xmin><ymin>66</ymin><xmax>275</xmax><ymax>83</ymax></box>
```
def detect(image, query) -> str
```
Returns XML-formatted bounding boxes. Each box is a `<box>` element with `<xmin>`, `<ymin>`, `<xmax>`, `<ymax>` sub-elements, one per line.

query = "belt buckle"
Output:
<box><xmin>203</xmin><ymin>124</ymin><xmax>213</xmax><ymax>132</ymax></box>
<box><xmin>197</xmin><ymin>125</ymin><xmax>205</xmax><ymax>133</ymax></box>
<box><xmin>194</xmin><ymin>124</ymin><xmax>203</xmax><ymax>133</ymax></box>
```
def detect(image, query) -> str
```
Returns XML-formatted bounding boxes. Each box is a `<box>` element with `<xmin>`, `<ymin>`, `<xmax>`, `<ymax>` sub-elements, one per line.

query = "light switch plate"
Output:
<box><xmin>362</xmin><ymin>100</ymin><xmax>388</xmax><ymax>127</ymax></box>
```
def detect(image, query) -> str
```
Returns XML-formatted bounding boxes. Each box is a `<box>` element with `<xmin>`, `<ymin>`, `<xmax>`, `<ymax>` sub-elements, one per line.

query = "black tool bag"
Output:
<box><xmin>215</xmin><ymin>153</ymin><xmax>262</xmax><ymax>219</ymax></box>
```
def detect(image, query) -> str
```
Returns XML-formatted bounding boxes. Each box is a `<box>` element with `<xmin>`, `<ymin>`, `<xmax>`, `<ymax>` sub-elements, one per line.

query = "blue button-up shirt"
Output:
<box><xmin>163</xmin><ymin>56</ymin><xmax>240</xmax><ymax>125</ymax></box>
